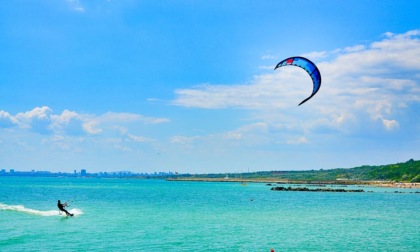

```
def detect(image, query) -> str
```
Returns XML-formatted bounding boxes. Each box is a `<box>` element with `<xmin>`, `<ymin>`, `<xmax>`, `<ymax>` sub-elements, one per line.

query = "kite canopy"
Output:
<box><xmin>274</xmin><ymin>56</ymin><xmax>321</xmax><ymax>106</ymax></box>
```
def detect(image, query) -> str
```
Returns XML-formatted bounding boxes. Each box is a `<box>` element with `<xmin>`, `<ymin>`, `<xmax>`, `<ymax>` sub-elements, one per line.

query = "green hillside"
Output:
<box><xmin>274</xmin><ymin>159</ymin><xmax>420</xmax><ymax>182</ymax></box>
<box><xmin>184</xmin><ymin>159</ymin><xmax>420</xmax><ymax>182</ymax></box>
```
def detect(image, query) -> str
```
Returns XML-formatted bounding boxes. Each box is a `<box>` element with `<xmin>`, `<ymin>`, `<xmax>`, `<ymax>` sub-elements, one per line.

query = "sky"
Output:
<box><xmin>0</xmin><ymin>0</ymin><xmax>419</xmax><ymax>174</ymax></box>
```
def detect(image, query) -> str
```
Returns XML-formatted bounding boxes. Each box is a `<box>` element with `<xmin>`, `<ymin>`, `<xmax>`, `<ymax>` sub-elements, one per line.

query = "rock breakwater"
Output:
<box><xmin>271</xmin><ymin>186</ymin><xmax>364</xmax><ymax>192</ymax></box>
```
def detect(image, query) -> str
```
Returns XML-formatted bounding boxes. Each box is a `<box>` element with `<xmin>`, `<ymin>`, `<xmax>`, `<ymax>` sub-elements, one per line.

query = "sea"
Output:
<box><xmin>0</xmin><ymin>177</ymin><xmax>419</xmax><ymax>252</ymax></box>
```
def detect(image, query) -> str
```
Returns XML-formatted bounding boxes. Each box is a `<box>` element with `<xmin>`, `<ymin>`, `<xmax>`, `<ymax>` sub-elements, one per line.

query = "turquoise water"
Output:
<box><xmin>1</xmin><ymin>177</ymin><xmax>419</xmax><ymax>251</ymax></box>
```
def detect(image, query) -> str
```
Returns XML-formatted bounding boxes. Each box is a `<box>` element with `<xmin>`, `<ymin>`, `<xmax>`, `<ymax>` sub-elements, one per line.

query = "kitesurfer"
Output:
<box><xmin>57</xmin><ymin>200</ymin><xmax>73</xmax><ymax>216</ymax></box>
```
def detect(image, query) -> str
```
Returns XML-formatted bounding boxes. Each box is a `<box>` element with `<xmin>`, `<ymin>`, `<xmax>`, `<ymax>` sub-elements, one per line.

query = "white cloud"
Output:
<box><xmin>14</xmin><ymin>106</ymin><xmax>53</xmax><ymax>133</ymax></box>
<box><xmin>258</xmin><ymin>65</ymin><xmax>275</xmax><ymax>70</ymax></box>
<box><xmin>222</xmin><ymin>123</ymin><xmax>268</xmax><ymax>140</ymax></box>
<box><xmin>82</xmin><ymin>120</ymin><xmax>103</xmax><ymax>135</ymax></box>
<box><xmin>15</xmin><ymin>106</ymin><xmax>52</xmax><ymax>122</ymax></box>
<box><xmin>100</xmin><ymin>112</ymin><xmax>170</xmax><ymax>125</ymax></box>
<box><xmin>172</xmin><ymin>69</ymin><xmax>309</xmax><ymax>110</ymax></box>
<box><xmin>0</xmin><ymin>107</ymin><xmax>170</xmax><ymax>137</ymax></box>
<box><xmin>301</xmin><ymin>51</ymin><xmax>327</xmax><ymax>60</ymax></box>
<box><xmin>50</xmin><ymin>110</ymin><xmax>85</xmax><ymax>135</ymax></box>
<box><xmin>261</xmin><ymin>54</ymin><xmax>276</xmax><ymax>60</ymax></box>
<box><xmin>382</xmin><ymin>119</ymin><xmax>399</xmax><ymax>130</ymax></box>
<box><xmin>79</xmin><ymin>112</ymin><xmax>169</xmax><ymax>135</ymax></box>
<box><xmin>0</xmin><ymin>110</ymin><xmax>18</xmax><ymax>128</ymax></box>
<box><xmin>67</xmin><ymin>0</ymin><xmax>85</xmax><ymax>12</ymax></box>
<box><xmin>0</xmin><ymin>107</ymin><xmax>169</xmax><ymax>157</ymax></box>
<box><xmin>115</xmin><ymin>145</ymin><xmax>131</xmax><ymax>152</ymax></box>
<box><xmin>127</xmin><ymin>134</ymin><xmax>154</xmax><ymax>143</ymax></box>
<box><xmin>51</xmin><ymin>110</ymin><xmax>79</xmax><ymax>125</ymax></box>
<box><xmin>286</xmin><ymin>136</ymin><xmax>309</xmax><ymax>145</ymax></box>
<box><xmin>42</xmin><ymin>135</ymin><xmax>71</xmax><ymax>151</ymax></box>
<box><xmin>343</xmin><ymin>45</ymin><xmax>365</xmax><ymax>53</ymax></box>
<box><xmin>171</xmin><ymin>135</ymin><xmax>199</xmax><ymax>145</ymax></box>
<box><xmin>114</xmin><ymin>126</ymin><xmax>128</xmax><ymax>135</ymax></box>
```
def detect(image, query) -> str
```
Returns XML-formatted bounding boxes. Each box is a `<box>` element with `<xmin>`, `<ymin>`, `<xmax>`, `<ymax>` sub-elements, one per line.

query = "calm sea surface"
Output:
<box><xmin>0</xmin><ymin>177</ymin><xmax>419</xmax><ymax>251</ymax></box>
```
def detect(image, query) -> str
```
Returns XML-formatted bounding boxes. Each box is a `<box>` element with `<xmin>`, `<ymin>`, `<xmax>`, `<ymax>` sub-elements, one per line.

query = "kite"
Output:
<box><xmin>274</xmin><ymin>56</ymin><xmax>321</xmax><ymax>106</ymax></box>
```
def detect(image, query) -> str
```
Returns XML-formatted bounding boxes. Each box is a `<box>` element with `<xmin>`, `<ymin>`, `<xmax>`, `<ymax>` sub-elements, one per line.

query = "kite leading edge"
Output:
<box><xmin>274</xmin><ymin>56</ymin><xmax>321</xmax><ymax>106</ymax></box>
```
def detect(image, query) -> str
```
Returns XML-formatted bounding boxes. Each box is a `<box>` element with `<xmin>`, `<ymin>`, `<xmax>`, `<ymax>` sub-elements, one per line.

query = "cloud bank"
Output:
<box><xmin>172</xmin><ymin>30</ymin><xmax>420</xmax><ymax>136</ymax></box>
<box><xmin>0</xmin><ymin>106</ymin><xmax>169</xmax><ymax>136</ymax></box>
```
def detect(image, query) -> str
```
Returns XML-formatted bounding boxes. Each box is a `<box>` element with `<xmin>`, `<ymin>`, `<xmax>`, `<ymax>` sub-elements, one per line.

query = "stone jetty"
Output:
<box><xmin>271</xmin><ymin>186</ymin><xmax>364</xmax><ymax>192</ymax></box>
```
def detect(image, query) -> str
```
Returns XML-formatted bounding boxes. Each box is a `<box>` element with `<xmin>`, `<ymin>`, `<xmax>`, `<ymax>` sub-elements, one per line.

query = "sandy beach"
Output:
<box><xmin>168</xmin><ymin>177</ymin><xmax>420</xmax><ymax>188</ymax></box>
<box><xmin>371</xmin><ymin>182</ymin><xmax>420</xmax><ymax>189</ymax></box>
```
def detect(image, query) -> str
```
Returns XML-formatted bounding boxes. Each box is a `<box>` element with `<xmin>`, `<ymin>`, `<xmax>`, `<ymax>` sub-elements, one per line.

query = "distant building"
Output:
<box><xmin>81</xmin><ymin>169</ymin><xmax>87</xmax><ymax>176</ymax></box>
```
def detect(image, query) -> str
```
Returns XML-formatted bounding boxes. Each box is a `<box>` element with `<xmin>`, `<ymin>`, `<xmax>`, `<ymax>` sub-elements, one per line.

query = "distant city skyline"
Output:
<box><xmin>0</xmin><ymin>168</ymin><xmax>180</xmax><ymax>178</ymax></box>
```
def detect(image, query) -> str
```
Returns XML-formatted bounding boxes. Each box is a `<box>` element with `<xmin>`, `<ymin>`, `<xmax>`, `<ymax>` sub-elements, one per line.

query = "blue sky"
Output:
<box><xmin>1</xmin><ymin>0</ymin><xmax>419</xmax><ymax>173</ymax></box>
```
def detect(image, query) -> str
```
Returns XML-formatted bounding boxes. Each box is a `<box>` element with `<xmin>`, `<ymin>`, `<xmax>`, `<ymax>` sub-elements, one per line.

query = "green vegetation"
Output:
<box><xmin>182</xmin><ymin>159</ymin><xmax>420</xmax><ymax>182</ymax></box>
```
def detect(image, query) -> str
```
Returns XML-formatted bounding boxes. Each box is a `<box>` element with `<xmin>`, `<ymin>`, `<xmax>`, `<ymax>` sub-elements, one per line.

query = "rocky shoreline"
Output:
<box><xmin>167</xmin><ymin>177</ymin><xmax>420</xmax><ymax>188</ymax></box>
<box><xmin>270</xmin><ymin>186</ymin><xmax>364</xmax><ymax>192</ymax></box>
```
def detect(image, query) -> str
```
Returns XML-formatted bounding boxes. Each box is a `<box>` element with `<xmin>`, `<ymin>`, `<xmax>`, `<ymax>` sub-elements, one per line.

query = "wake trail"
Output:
<box><xmin>0</xmin><ymin>203</ymin><xmax>83</xmax><ymax>217</ymax></box>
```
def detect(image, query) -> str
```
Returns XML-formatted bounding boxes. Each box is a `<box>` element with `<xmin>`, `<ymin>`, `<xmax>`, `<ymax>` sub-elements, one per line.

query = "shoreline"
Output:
<box><xmin>167</xmin><ymin>177</ymin><xmax>420</xmax><ymax>188</ymax></box>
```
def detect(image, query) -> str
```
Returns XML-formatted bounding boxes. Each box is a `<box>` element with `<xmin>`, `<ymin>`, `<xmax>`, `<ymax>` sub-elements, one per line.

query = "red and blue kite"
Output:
<box><xmin>275</xmin><ymin>56</ymin><xmax>321</xmax><ymax>106</ymax></box>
